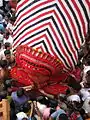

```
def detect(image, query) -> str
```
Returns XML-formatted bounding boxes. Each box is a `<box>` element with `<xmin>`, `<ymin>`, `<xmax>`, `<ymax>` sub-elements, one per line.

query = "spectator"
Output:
<box><xmin>11</xmin><ymin>88</ymin><xmax>29</xmax><ymax>104</ymax></box>
<box><xmin>36</xmin><ymin>96</ymin><xmax>47</xmax><ymax>115</ymax></box>
<box><xmin>0</xmin><ymin>60</ymin><xmax>9</xmax><ymax>81</ymax></box>
<box><xmin>6</xmin><ymin>16</ymin><xmax>15</xmax><ymax>35</ymax></box>
<box><xmin>3</xmin><ymin>15</ymin><xmax>9</xmax><ymax>28</ymax></box>
<box><xmin>4</xmin><ymin>49</ymin><xmax>15</xmax><ymax>67</ymax></box>
<box><xmin>4</xmin><ymin>31</ymin><xmax>13</xmax><ymax>45</ymax></box>
<box><xmin>0</xmin><ymin>42</ymin><xmax>12</xmax><ymax>60</ymax></box>
<box><xmin>4</xmin><ymin>49</ymin><xmax>11</xmax><ymax>60</ymax></box>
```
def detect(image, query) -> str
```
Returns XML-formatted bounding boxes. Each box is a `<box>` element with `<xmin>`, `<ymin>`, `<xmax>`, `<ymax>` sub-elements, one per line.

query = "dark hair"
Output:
<box><xmin>79</xmin><ymin>108</ymin><xmax>85</xmax><ymax>116</ymax></box>
<box><xmin>4</xmin><ymin>42</ymin><xmax>11</xmax><ymax>49</ymax></box>
<box><xmin>31</xmin><ymin>116</ymin><xmax>37</xmax><ymax>120</ymax></box>
<box><xmin>49</xmin><ymin>99</ymin><xmax>58</xmax><ymax>108</ymax></box>
<box><xmin>67</xmin><ymin>76</ymin><xmax>81</xmax><ymax>91</ymax></box>
<box><xmin>4</xmin><ymin>50</ymin><xmax>11</xmax><ymax>56</ymax></box>
<box><xmin>10</xmin><ymin>17</ymin><xmax>15</xmax><ymax>22</ymax></box>
<box><xmin>59</xmin><ymin>113</ymin><xmax>69</xmax><ymax>120</ymax></box>
<box><xmin>79</xmin><ymin>108</ymin><xmax>86</xmax><ymax>119</ymax></box>
<box><xmin>66</xmin><ymin>88</ymin><xmax>71</xmax><ymax>95</ymax></box>
<box><xmin>78</xmin><ymin>49</ymin><xmax>84</xmax><ymax>60</ymax></box>
<box><xmin>58</xmin><ymin>94</ymin><xmax>66</xmax><ymax>102</ymax></box>
<box><xmin>36</xmin><ymin>96</ymin><xmax>48</xmax><ymax>105</ymax></box>
<box><xmin>16</xmin><ymin>88</ymin><xmax>25</xmax><ymax>97</ymax></box>
<box><xmin>4</xmin><ymin>79</ymin><xmax>12</xmax><ymax>88</ymax></box>
<box><xmin>5</xmin><ymin>31</ymin><xmax>10</xmax><ymax>36</ymax></box>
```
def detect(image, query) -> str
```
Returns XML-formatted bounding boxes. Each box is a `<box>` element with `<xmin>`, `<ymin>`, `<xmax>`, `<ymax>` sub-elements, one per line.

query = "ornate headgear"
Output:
<box><xmin>15</xmin><ymin>45</ymin><xmax>66</xmax><ymax>86</ymax></box>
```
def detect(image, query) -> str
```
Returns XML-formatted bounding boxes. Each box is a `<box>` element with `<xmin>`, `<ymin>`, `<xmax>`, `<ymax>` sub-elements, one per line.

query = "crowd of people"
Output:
<box><xmin>0</xmin><ymin>1</ymin><xmax>90</xmax><ymax>120</ymax></box>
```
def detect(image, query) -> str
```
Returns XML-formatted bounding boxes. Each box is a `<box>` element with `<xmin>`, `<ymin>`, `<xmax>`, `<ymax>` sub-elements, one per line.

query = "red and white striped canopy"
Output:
<box><xmin>13</xmin><ymin>0</ymin><xmax>90</xmax><ymax>69</ymax></box>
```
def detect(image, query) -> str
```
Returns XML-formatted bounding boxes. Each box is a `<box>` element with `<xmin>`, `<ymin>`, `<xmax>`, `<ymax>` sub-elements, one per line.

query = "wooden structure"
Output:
<box><xmin>0</xmin><ymin>99</ymin><xmax>10</xmax><ymax>120</ymax></box>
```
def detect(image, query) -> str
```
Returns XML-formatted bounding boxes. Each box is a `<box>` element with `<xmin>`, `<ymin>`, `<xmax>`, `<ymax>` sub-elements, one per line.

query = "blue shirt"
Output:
<box><xmin>51</xmin><ymin>109</ymin><xmax>66</xmax><ymax>120</ymax></box>
<box><xmin>11</xmin><ymin>92</ymin><xmax>28</xmax><ymax>105</ymax></box>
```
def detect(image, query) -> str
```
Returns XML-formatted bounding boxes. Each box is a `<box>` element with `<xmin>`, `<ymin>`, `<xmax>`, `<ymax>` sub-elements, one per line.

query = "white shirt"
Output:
<box><xmin>3</xmin><ymin>35</ymin><xmax>13</xmax><ymax>45</ymax></box>
<box><xmin>83</xmin><ymin>96</ymin><xmax>90</xmax><ymax>113</ymax></box>
<box><xmin>0</xmin><ymin>33</ymin><xmax>4</xmax><ymax>43</ymax></box>
<box><xmin>16</xmin><ymin>112</ymin><xmax>28</xmax><ymax>120</ymax></box>
<box><xmin>79</xmin><ymin>88</ymin><xmax>90</xmax><ymax>101</ymax></box>
<box><xmin>37</xmin><ymin>102</ymin><xmax>47</xmax><ymax>114</ymax></box>
<box><xmin>6</xmin><ymin>22</ymin><xmax>14</xmax><ymax>33</ymax></box>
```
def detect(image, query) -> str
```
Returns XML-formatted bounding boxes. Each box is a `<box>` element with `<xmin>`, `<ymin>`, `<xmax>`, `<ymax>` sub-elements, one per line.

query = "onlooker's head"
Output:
<box><xmin>4</xmin><ymin>15</ymin><xmax>9</xmax><ymax>21</ymax></box>
<box><xmin>49</xmin><ymin>99</ymin><xmax>58</xmax><ymax>108</ymax></box>
<box><xmin>9</xmin><ymin>17</ymin><xmax>15</xmax><ymax>25</ymax></box>
<box><xmin>4</xmin><ymin>50</ymin><xmax>11</xmax><ymax>60</ymax></box>
<box><xmin>0</xmin><ymin>91</ymin><xmax>7</xmax><ymax>99</ymax></box>
<box><xmin>4</xmin><ymin>42</ymin><xmax>11</xmax><ymax>50</ymax></box>
<box><xmin>36</xmin><ymin>96</ymin><xmax>47</xmax><ymax>105</ymax></box>
<box><xmin>78</xmin><ymin>48</ymin><xmax>84</xmax><ymax>60</ymax></box>
<box><xmin>4</xmin><ymin>79</ymin><xmax>12</xmax><ymax>88</ymax></box>
<box><xmin>4</xmin><ymin>31</ymin><xmax>10</xmax><ymax>39</ymax></box>
<box><xmin>59</xmin><ymin>113</ymin><xmax>69</xmax><ymax>120</ymax></box>
<box><xmin>16</xmin><ymin>88</ymin><xmax>25</xmax><ymax>97</ymax></box>
<box><xmin>58</xmin><ymin>94</ymin><xmax>66</xmax><ymax>102</ymax></box>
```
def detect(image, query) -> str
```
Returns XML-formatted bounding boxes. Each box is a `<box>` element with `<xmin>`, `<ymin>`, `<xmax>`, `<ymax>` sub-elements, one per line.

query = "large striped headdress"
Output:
<box><xmin>13</xmin><ymin>0</ymin><xmax>90</xmax><ymax>70</ymax></box>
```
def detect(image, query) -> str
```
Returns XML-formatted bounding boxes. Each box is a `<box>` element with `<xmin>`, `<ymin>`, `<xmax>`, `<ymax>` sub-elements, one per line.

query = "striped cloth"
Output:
<box><xmin>13</xmin><ymin>0</ymin><xmax>90</xmax><ymax>69</ymax></box>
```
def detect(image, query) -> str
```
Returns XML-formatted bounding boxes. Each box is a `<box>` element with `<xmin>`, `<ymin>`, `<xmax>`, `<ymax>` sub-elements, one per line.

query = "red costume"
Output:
<box><xmin>10</xmin><ymin>45</ymin><xmax>69</xmax><ymax>96</ymax></box>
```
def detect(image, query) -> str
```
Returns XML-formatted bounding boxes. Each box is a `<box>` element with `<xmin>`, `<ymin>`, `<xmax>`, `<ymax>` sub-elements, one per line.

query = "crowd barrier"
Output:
<box><xmin>0</xmin><ymin>99</ymin><xmax>10</xmax><ymax>120</ymax></box>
